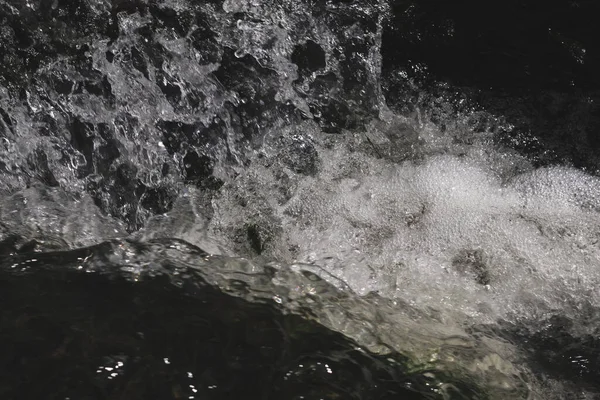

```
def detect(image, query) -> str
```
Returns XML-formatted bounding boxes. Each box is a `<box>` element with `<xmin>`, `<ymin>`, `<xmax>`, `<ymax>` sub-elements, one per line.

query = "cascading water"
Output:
<box><xmin>1</xmin><ymin>0</ymin><xmax>600</xmax><ymax>398</ymax></box>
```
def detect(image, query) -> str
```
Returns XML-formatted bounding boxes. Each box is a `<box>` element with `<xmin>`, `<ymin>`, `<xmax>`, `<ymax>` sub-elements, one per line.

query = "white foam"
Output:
<box><xmin>197</xmin><ymin>119</ymin><xmax>600</xmax><ymax>329</ymax></box>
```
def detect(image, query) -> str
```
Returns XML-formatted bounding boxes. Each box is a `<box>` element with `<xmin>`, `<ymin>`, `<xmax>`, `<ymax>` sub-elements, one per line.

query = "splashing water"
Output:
<box><xmin>1</xmin><ymin>0</ymin><xmax>600</xmax><ymax>398</ymax></box>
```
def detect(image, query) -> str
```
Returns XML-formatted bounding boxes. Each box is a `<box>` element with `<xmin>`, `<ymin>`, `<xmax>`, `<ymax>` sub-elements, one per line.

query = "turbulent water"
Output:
<box><xmin>1</xmin><ymin>0</ymin><xmax>600</xmax><ymax>398</ymax></box>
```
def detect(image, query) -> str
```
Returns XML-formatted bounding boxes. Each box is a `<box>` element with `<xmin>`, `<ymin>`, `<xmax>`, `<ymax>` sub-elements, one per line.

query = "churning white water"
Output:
<box><xmin>3</xmin><ymin>94</ymin><xmax>600</xmax><ymax>399</ymax></box>
<box><xmin>135</xmin><ymin>112</ymin><xmax>600</xmax><ymax>331</ymax></box>
<box><xmin>1</xmin><ymin>0</ymin><xmax>599</xmax><ymax>397</ymax></box>
<box><xmin>122</xmin><ymin>109</ymin><xmax>600</xmax><ymax>398</ymax></box>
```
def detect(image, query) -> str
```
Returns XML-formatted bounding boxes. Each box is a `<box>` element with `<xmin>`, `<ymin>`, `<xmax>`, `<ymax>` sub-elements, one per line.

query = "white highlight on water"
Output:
<box><xmin>197</xmin><ymin>117</ymin><xmax>600</xmax><ymax>330</ymax></box>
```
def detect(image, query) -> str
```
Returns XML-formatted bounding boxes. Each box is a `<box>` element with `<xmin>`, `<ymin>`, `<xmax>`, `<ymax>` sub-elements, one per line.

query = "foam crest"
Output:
<box><xmin>190</xmin><ymin>120</ymin><xmax>600</xmax><ymax>329</ymax></box>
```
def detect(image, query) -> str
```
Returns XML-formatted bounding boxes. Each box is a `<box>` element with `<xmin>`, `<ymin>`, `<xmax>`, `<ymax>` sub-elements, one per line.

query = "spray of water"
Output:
<box><xmin>1</xmin><ymin>0</ymin><xmax>599</xmax><ymax>397</ymax></box>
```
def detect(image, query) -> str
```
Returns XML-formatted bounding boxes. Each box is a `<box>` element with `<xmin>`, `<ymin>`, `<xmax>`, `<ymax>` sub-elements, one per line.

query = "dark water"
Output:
<box><xmin>382</xmin><ymin>0</ymin><xmax>600</xmax><ymax>178</ymax></box>
<box><xmin>0</xmin><ymin>240</ymin><xmax>479</xmax><ymax>400</ymax></box>
<box><xmin>2</xmin><ymin>0</ymin><xmax>600</xmax><ymax>398</ymax></box>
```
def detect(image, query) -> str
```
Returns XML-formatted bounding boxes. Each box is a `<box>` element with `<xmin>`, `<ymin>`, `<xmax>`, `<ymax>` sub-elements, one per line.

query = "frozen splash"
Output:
<box><xmin>131</xmin><ymin>113</ymin><xmax>600</xmax><ymax>397</ymax></box>
<box><xmin>136</xmin><ymin>113</ymin><xmax>600</xmax><ymax>330</ymax></box>
<box><xmin>2</xmin><ymin>0</ymin><xmax>600</xmax><ymax>398</ymax></box>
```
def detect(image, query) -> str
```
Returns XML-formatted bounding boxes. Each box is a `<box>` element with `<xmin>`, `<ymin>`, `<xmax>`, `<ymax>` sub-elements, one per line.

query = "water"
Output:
<box><xmin>2</xmin><ymin>240</ymin><xmax>462</xmax><ymax>399</ymax></box>
<box><xmin>1</xmin><ymin>0</ymin><xmax>600</xmax><ymax>398</ymax></box>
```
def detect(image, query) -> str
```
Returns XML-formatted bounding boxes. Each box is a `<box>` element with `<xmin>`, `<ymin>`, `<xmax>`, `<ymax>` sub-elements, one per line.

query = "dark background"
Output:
<box><xmin>382</xmin><ymin>0</ymin><xmax>600</xmax><ymax>172</ymax></box>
